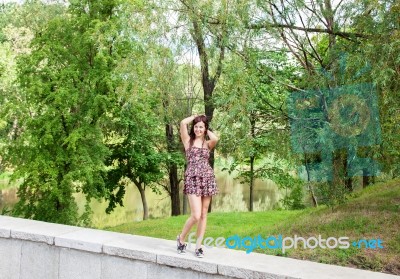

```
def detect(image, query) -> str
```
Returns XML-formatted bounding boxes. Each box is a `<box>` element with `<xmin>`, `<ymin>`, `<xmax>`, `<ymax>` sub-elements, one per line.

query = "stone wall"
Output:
<box><xmin>0</xmin><ymin>216</ymin><xmax>399</xmax><ymax>279</ymax></box>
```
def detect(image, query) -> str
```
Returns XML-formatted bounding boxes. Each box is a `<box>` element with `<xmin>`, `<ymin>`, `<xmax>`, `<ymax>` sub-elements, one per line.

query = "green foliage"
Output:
<box><xmin>1</xmin><ymin>0</ymin><xmax>130</xmax><ymax>225</ymax></box>
<box><xmin>1</xmin><ymin>0</ymin><xmax>400</xmax><ymax>225</ymax></box>
<box><xmin>359</xmin><ymin>2</ymin><xmax>400</xmax><ymax>178</ymax></box>
<box><xmin>262</xmin><ymin>0</ymin><xmax>400</xmax><ymax>207</ymax></box>
<box><xmin>215</xmin><ymin>48</ymin><xmax>303</xmax><ymax>210</ymax></box>
<box><xmin>104</xmin><ymin>99</ymin><xmax>165</xmax><ymax>214</ymax></box>
<box><xmin>254</xmin><ymin>161</ymin><xmax>305</xmax><ymax>210</ymax></box>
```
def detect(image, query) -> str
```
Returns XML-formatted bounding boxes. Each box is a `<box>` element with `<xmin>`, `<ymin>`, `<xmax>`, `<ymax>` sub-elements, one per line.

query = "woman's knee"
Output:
<box><xmin>191</xmin><ymin>213</ymin><xmax>201</xmax><ymax>222</ymax></box>
<box><xmin>200</xmin><ymin>211</ymin><xmax>208</xmax><ymax>220</ymax></box>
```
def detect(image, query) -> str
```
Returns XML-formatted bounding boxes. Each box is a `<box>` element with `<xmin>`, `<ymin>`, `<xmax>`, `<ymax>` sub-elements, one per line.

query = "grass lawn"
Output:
<box><xmin>105</xmin><ymin>179</ymin><xmax>400</xmax><ymax>275</ymax></box>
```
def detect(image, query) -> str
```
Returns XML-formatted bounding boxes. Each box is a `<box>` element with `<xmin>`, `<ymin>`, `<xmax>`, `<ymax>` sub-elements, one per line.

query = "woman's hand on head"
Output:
<box><xmin>206</xmin><ymin>129</ymin><xmax>218</xmax><ymax>150</ymax></box>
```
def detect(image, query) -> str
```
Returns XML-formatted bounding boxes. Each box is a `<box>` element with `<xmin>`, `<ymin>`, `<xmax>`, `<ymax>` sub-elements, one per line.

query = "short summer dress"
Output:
<box><xmin>184</xmin><ymin>143</ymin><xmax>218</xmax><ymax>196</ymax></box>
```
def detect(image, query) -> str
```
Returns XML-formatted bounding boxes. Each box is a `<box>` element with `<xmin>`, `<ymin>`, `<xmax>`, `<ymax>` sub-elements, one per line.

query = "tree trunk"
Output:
<box><xmin>344</xmin><ymin>152</ymin><xmax>353</xmax><ymax>192</ymax></box>
<box><xmin>362</xmin><ymin>171</ymin><xmax>371</xmax><ymax>188</ymax></box>
<box><xmin>186</xmin><ymin>4</ymin><xmax>226</xmax><ymax>212</ymax></box>
<box><xmin>308</xmin><ymin>182</ymin><xmax>318</xmax><ymax>207</ymax></box>
<box><xmin>136</xmin><ymin>183</ymin><xmax>148</xmax><ymax>220</ymax></box>
<box><xmin>361</xmin><ymin>147</ymin><xmax>375</xmax><ymax>188</ymax></box>
<box><xmin>9</xmin><ymin>118</ymin><xmax>19</xmax><ymax>140</ymax></box>
<box><xmin>249</xmin><ymin>114</ymin><xmax>256</xmax><ymax>211</ymax></box>
<box><xmin>249</xmin><ymin>155</ymin><xmax>255</xmax><ymax>211</ymax></box>
<box><xmin>169</xmin><ymin>163</ymin><xmax>180</xmax><ymax>216</ymax></box>
<box><xmin>304</xmin><ymin>154</ymin><xmax>318</xmax><ymax>207</ymax></box>
<box><xmin>183</xmin><ymin>164</ymin><xmax>188</xmax><ymax>215</ymax></box>
<box><xmin>165</xmin><ymin>123</ymin><xmax>181</xmax><ymax>216</ymax></box>
<box><xmin>207</xmin><ymin>150</ymin><xmax>214</xmax><ymax>213</ymax></box>
<box><xmin>330</xmin><ymin>149</ymin><xmax>348</xmax><ymax>203</ymax></box>
<box><xmin>322</xmin><ymin>0</ymin><xmax>336</xmax><ymax>48</ymax></box>
<box><xmin>364</xmin><ymin>174</ymin><xmax>376</xmax><ymax>187</ymax></box>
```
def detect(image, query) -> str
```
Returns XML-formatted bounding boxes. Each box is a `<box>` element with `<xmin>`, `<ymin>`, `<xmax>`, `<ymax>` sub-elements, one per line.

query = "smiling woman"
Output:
<box><xmin>176</xmin><ymin>114</ymin><xmax>219</xmax><ymax>258</ymax></box>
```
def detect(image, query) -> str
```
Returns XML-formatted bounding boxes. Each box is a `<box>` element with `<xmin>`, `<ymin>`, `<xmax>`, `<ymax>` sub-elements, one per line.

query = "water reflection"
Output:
<box><xmin>85</xmin><ymin>170</ymin><xmax>282</xmax><ymax>228</ymax></box>
<box><xmin>213</xmin><ymin>172</ymin><xmax>281</xmax><ymax>212</ymax></box>
<box><xmin>1</xmin><ymin>171</ymin><xmax>282</xmax><ymax>228</ymax></box>
<box><xmin>0</xmin><ymin>188</ymin><xmax>17</xmax><ymax>211</ymax></box>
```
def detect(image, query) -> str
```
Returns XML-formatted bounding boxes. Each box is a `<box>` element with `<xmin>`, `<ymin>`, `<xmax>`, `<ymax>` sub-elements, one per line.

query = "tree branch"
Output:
<box><xmin>248</xmin><ymin>22</ymin><xmax>369</xmax><ymax>39</ymax></box>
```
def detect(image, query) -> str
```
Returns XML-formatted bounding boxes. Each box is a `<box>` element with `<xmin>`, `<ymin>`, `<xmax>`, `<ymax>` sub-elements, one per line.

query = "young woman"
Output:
<box><xmin>176</xmin><ymin>114</ymin><xmax>219</xmax><ymax>258</ymax></box>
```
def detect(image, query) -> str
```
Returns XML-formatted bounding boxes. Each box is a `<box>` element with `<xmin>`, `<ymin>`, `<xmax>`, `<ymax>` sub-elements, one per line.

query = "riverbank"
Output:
<box><xmin>0</xmin><ymin>169</ymin><xmax>283</xmax><ymax>228</ymax></box>
<box><xmin>107</xmin><ymin>179</ymin><xmax>400</xmax><ymax>275</ymax></box>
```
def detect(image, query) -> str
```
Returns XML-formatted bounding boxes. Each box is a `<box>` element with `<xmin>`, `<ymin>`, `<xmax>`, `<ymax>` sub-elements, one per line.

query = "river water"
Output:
<box><xmin>0</xmin><ymin>170</ymin><xmax>282</xmax><ymax>228</ymax></box>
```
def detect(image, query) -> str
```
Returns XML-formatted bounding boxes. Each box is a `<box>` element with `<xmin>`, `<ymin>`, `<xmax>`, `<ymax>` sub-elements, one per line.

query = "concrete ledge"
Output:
<box><xmin>0</xmin><ymin>215</ymin><xmax>399</xmax><ymax>279</ymax></box>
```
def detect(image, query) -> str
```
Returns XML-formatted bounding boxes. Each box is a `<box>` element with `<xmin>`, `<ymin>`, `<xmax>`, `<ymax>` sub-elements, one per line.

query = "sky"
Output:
<box><xmin>1</xmin><ymin>0</ymin><xmax>61</xmax><ymax>3</ymax></box>
<box><xmin>1</xmin><ymin>0</ymin><xmax>25</xmax><ymax>4</ymax></box>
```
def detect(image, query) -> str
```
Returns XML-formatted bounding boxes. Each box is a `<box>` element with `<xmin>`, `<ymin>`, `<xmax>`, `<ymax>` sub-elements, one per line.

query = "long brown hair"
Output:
<box><xmin>189</xmin><ymin>115</ymin><xmax>209</xmax><ymax>148</ymax></box>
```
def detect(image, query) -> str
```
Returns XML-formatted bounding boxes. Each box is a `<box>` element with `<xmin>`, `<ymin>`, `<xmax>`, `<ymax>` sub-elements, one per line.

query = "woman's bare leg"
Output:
<box><xmin>195</xmin><ymin>196</ymin><xmax>212</xmax><ymax>249</ymax></box>
<box><xmin>179</xmin><ymin>194</ymin><xmax>202</xmax><ymax>243</ymax></box>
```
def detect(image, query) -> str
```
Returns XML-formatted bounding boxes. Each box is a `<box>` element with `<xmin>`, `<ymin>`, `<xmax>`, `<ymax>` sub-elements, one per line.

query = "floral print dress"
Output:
<box><xmin>184</xmin><ymin>146</ymin><xmax>218</xmax><ymax>196</ymax></box>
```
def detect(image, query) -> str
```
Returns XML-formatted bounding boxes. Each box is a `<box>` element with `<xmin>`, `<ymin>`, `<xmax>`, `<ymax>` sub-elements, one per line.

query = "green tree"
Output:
<box><xmin>0</xmin><ymin>1</ymin><xmax>63</xmax><ymax>171</ymax></box>
<box><xmin>172</xmin><ymin>0</ymin><xmax>246</xmax><ymax>212</ymax></box>
<box><xmin>104</xmin><ymin>97</ymin><xmax>165</xmax><ymax>221</ymax></box>
<box><xmin>215</xmin><ymin>48</ymin><xmax>304</xmax><ymax>210</ymax></box>
<box><xmin>350</xmin><ymin>0</ymin><xmax>400</xmax><ymax>179</ymax></box>
<box><xmin>104</xmin><ymin>1</ymin><xmax>190</xmax><ymax>217</ymax></box>
<box><xmin>248</xmin><ymin>0</ymin><xmax>391</xmax><ymax>206</ymax></box>
<box><xmin>3</xmin><ymin>0</ymin><xmax>127</xmax><ymax>225</ymax></box>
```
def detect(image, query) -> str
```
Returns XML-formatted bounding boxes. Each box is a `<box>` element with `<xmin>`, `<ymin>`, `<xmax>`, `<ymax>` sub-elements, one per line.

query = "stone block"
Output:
<box><xmin>217</xmin><ymin>264</ymin><xmax>290</xmax><ymax>279</ymax></box>
<box><xmin>19</xmin><ymin>241</ymin><xmax>59</xmax><ymax>279</ymax></box>
<box><xmin>0</xmin><ymin>216</ymin><xmax>38</xmax><ymax>239</ymax></box>
<box><xmin>55</xmin><ymin>228</ymin><xmax>123</xmax><ymax>253</ymax></box>
<box><xmin>11</xmin><ymin>221</ymin><xmax>79</xmax><ymax>245</ymax></box>
<box><xmin>101</xmin><ymin>255</ymin><xmax>148</xmax><ymax>279</ymax></box>
<box><xmin>0</xmin><ymin>238</ymin><xmax>22</xmax><ymax>279</ymax></box>
<box><xmin>103</xmin><ymin>234</ymin><xmax>157</xmax><ymax>263</ymax></box>
<box><xmin>157</xmin><ymin>254</ymin><xmax>218</xmax><ymax>274</ymax></box>
<box><xmin>198</xmin><ymin>272</ymin><xmax>237</xmax><ymax>279</ymax></box>
<box><xmin>147</xmin><ymin>263</ymin><xmax>200</xmax><ymax>279</ymax></box>
<box><xmin>59</xmin><ymin>248</ymin><xmax>101</xmax><ymax>279</ymax></box>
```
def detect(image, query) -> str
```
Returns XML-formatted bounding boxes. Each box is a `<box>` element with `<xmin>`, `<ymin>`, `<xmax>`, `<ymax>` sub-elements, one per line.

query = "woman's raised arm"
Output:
<box><xmin>206</xmin><ymin>129</ymin><xmax>219</xmax><ymax>150</ymax></box>
<box><xmin>180</xmin><ymin>115</ymin><xmax>197</xmax><ymax>148</ymax></box>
